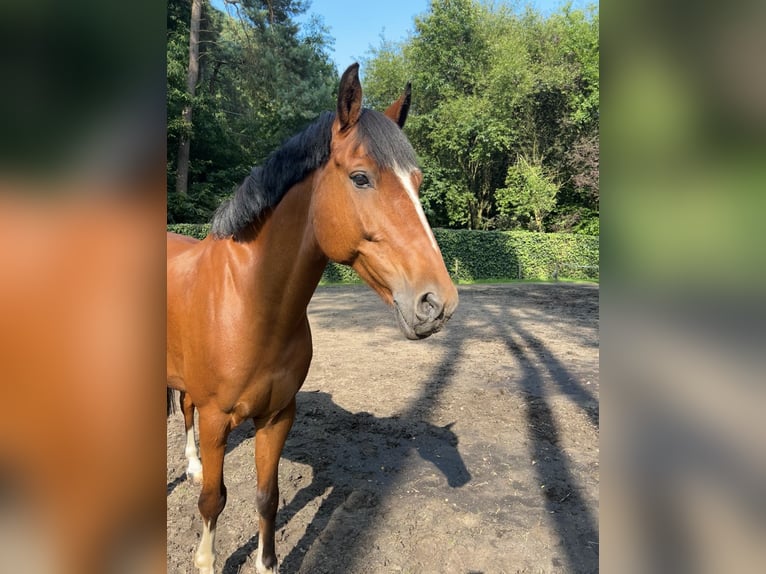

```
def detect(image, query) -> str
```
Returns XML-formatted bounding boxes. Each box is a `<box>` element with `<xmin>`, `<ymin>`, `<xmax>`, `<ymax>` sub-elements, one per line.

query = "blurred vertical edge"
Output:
<box><xmin>0</xmin><ymin>1</ymin><xmax>166</xmax><ymax>573</ymax></box>
<box><xmin>603</xmin><ymin>1</ymin><xmax>766</xmax><ymax>573</ymax></box>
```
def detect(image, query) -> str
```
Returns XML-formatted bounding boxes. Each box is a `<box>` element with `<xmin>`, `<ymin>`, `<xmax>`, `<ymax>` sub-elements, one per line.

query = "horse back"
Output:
<box><xmin>167</xmin><ymin>231</ymin><xmax>200</xmax><ymax>256</ymax></box>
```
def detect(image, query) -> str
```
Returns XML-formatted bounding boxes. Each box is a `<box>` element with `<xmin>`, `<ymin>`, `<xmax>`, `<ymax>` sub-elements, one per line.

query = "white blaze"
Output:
<box><xmin>395</xmin><ymin>167</ymin><xmax>439</xmax><ymax>253</ymax></box>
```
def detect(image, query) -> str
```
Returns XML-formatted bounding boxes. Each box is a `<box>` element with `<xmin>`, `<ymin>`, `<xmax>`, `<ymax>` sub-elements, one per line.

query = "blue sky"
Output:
<box><xmin>297</xmin><ymin>0</ymin><xmax>595</xmax><ymax>72</ymax></box>
<box><xmin>211</xmin><ymin>1</ymin><xmax>595</xmax><ymax>73</ymax></box>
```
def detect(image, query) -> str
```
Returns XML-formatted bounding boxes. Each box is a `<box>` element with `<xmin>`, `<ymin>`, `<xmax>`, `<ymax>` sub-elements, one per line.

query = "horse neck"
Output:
<box><xmin>242</xmin><ymin>174</ymin><xmax>326</xmax><ymax>323</ymax></box>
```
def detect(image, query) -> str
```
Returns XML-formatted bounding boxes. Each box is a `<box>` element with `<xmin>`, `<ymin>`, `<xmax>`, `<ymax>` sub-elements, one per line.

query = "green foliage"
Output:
<box><xmin>321</xmin><ymin>262</ymin><xmax>363</xmax><ymax>285</ymax></box>
<box><xmin>167</xmin><ymin>0</ymin><xmax>336</xmax><ymax>224</ymax></box>
<box><xmin>497</xmin><ymin>156</ymin><xmax>559</xmax><ymax>231</ymax></box>
<box><xmin>167</xmin><ymin>225</ymin><xmax>599</xmax><ymax>282</ymax></box>
<box><xmin>362</xmin><ymin>1</ymin><xmax>599</xmax><ymax>233</ymax></box>
<box><xmin>167</xmin><ymin>222</ymin><xmax>210</xmax><ymax>240</ymax></box>
<box><xmin>408</xmin><ymin>0</ymin><xmax>490</xmax><ymax>106</ymax></box>
<box><xmin>434</xmin><ymin>229</ymin><xmax>598</xmax><ymax>282</ymax></box>
<box><xmin>575</xmin><ymin>215</ymin><xmax>599</xmax><ymax>236</ymax></box>
<box><xmin>546</xmin><ymin>204</ymin><xmax>599</xmax><ymax>235</ymax></box>
<box><xmin>166</xmin><ymin>183</ymin><xmax>221</xmax><ymax>224</ymax></box>
<box><xmin>360</xmin><ymin>38</ymin><xmax>411</xmax><ymax>110</ymax></box>
<box><xmin>416</xmin><ymin>96</ymin><xmax>511</xmax><ymax>229</ymax></box>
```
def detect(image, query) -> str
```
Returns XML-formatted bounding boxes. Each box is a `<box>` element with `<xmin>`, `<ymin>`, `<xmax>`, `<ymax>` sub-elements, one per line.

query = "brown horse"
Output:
<box><xmin>167</xmin><ymin>63</ymin><xmax>458</xmax><ymax>574</ymax></box>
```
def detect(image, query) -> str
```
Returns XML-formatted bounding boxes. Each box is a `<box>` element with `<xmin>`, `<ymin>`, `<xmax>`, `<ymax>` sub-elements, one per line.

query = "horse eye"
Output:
<box><xmin>350</xmin><ymin>173</ymin><xmax>371</xmax><ymax>188</ymax></box>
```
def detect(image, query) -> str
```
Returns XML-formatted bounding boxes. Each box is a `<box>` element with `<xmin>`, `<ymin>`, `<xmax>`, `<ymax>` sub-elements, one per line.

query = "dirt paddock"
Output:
<box><xmin>167</xmin><ymin>283</ymin><xmax>599</xmax><ymax>573</ymax></box>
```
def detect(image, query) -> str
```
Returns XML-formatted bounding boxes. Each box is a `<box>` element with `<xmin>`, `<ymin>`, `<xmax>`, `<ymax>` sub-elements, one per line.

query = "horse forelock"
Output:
<box><xmin>355</xmin><ymin>109</ymin><xmax>419</xmax><ymax>173</ymax></box>
<box><xmin>210</xmin><ymin>108</ymin><xmax>418</xmax><ymax>240</ymax></box>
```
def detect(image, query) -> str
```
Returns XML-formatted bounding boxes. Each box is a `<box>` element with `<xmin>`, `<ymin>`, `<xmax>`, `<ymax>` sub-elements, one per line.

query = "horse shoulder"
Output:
<box><xmin>167</xmin><ymin>235</ymin><xmax>211</xmax><ymax>389</ymax></box>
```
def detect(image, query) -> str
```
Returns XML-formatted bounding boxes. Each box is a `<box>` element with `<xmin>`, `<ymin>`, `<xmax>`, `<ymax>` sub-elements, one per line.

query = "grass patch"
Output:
<box><xmin>318</xmin><ymin>276</ymin><xmax>598</xmax><ymax>287</ymax></box>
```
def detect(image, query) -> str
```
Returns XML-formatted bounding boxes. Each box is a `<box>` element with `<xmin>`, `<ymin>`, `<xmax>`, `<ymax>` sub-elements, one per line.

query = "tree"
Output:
<box><xmin>514</xmin><ymin>5</ymin><xmax>599</xmax><ymax>231</ymax></box>
<box><xmin>422</xmin><ymin>95</ymin><xmax>510</xmax><ymax>229</ymax></box>
<box><xmin>362</xmin><ymin>1</ymin><xmax>599</xmax><ymax>232</ymax></box>
<box><xmin>405</xmin><ymin>0</ymin><xmax>506</xmax><ymax>229</ymax></box>
<box><xmin>166</xmin><ymin>0</ymin><xmax>336</xmax><ymax>223</ymax></box>
<box><xmin>408</xmin><ymin>0</ymin><xmax>490</xmax><ymax>107</ymax></box>
<box><xmin>167</xmin><ymin>0</ymin><xmax>600</xmax><ymax>230</ymax></box>
<box><xmin>497</xmin><ymin>155</ymin><xmax>559</xmax><ymax>232</ymax></box>
<box><xmin>361</xmin><ymin>38</ymin><xmax>411</xmax><ymax>111</ymax></box>
<box><xmin>175</xmin><ymin>0</ymin><xmax>203</xmax><ymax>196</ymax></box>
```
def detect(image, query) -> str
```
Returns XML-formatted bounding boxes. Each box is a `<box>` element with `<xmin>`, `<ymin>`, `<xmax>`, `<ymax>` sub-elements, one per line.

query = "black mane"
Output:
<box><xmin>210</xmin><ymin>109</ymin><xmax>418</xmax><ymax>240</ymax></box>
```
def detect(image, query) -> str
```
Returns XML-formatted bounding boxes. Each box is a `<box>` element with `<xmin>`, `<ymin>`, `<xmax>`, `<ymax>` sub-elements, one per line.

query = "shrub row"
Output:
<box><xmin>434</xmin><ymin>229</ymin><xmax>599</xmax><ymax>281</ymax></box>
<box><xmin>167</xmin><ymin>224</ymin><xmax>599</xmax><ymax>282</ymax></box>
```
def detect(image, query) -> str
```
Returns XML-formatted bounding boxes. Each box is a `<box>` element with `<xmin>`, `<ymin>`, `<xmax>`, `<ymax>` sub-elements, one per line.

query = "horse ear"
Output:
<box><xmin>384</xmin><ymin>82</ymin><xmax>412</xmax><ymax>128</ymax></box>
<box><xmin>337</xmin><ymin>63</ymin><xmax>363</xmax><ymax>132</ymax></box>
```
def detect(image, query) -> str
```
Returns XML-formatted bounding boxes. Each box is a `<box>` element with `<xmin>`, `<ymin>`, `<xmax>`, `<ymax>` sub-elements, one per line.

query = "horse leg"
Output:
<box><xmin>194</xmin><ymin>412</ymin><xmax>229</xmax><ymax>574</ymax></box>
<box><xmin>253</xmin><ymin>398</ymin><xmax>296</xmax><ymax>574</ymax></box>
<box><xmin>180</xmin><ymin>390</ymin><xmax>203</xmax><ymax>483</ymax></box>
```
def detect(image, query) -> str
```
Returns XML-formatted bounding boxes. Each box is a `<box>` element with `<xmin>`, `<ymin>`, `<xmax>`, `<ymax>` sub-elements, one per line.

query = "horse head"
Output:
<box><xmin>311</xmin><ymin>64</ymin><xmax>459</xmax><ymax>340</ymax></box>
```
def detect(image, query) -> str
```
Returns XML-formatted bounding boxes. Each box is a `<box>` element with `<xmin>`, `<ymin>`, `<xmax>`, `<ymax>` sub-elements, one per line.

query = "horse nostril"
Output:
<box><xmin>417</xmin><ymin>292</ymin><xmax>444</xmax><ymax>322</ymax></box>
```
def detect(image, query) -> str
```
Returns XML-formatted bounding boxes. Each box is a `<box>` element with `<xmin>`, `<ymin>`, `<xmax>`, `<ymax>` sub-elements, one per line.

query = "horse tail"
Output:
<box><xmin>167</xmin><ymin>387</ymin><xmax>176</xmax><ymax>417</ymax></box>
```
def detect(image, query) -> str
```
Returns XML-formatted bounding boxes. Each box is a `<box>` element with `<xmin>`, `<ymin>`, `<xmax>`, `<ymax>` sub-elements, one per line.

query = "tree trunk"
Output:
<box><xmin>175</xmin><ymin>0</ymin><xmax>203</xmax><ymax>196</ymax></box>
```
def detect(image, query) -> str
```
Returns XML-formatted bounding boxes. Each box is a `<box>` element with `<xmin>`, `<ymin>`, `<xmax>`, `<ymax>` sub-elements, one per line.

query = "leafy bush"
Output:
<box><xmin>167</xmin><ymin>184</ymin><xmax>223</xmax><ymax>224</ymax></box>
<box><xmin>167</xmin><ymin>225</ymin><xmax>599</xmax><ymax>282</ymax></box>
<box><xmin>497</xmin><ymin>156</ymin><xmax>559</xmax><ymax>232</ymax></box>
<box><xmin>168</xmin><ymin>223</ymin><xmax>210</xmax><ymax>240</ymax></box>
<box><xmin>322</xmin><ymin>262</ymin><xmax>362</xmax><ymax>284</ymax></box>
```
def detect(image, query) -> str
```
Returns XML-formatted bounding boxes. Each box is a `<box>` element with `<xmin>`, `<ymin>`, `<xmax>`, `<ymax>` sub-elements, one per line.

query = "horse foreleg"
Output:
<box><xmin>180</xmin><ymin>391</ymin><xmax>203</xmax><ymax>483</ymax></box>
<box><xmin>194</xmin><ymin>412</ymin><xmax>229</xmax><ymax>574</ymax></box>
<box><xmin>253</xmin><ymin>398</ymin><xmax>296</xmax><ymax>574</ymax></box>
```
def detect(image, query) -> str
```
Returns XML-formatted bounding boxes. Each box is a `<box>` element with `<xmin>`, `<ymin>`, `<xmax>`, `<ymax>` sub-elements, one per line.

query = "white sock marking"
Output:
<box><xmin>194</xmin><ymin>520</ymin><xmax>216</xmax><ymax>573</ymax></box>
<box><xmin>256</xmin><ymin>530</ymin><xmax>278</xmax><ymax>573</ymax></box>
<box><xmin>185</xmin><ymin>426</ymin><xmax>203</xmax><ymax>481</ymax></box>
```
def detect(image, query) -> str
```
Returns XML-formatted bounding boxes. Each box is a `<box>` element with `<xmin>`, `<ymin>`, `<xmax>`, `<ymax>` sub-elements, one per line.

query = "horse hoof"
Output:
<box><xmin>195</xmin><ymin>558</ymin><xmax>214</xmax><ymax>574</ymax></box>
<box><xmin>255</xmin><ymin>558</ymin><xmax>278</xmax><ymax>574</ymax></box>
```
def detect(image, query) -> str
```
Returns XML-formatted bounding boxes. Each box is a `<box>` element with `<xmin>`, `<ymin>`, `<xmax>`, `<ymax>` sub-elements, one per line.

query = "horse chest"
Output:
<box><xmin>213</xmin><ymin>328</ymin><xmax>313</xmax><ymax>421</ymax></box>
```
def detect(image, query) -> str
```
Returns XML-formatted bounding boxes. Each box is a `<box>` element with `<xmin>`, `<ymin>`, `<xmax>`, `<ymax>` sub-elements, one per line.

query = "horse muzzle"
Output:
<box><xmin>393</xmin><ymin>289</ymin><xmax>458</xmax><ymax>340</ymax></box>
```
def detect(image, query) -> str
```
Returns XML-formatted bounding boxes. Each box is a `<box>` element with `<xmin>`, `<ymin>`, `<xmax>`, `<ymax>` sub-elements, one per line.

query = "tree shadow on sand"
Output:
<box><xmin>484</xmin><ymin>298</ymin><xmax>600</xmax><ymax>572</ymax></box>
<box><xmin>221</xmin><ymin>390</ymin><xmax>471</xmax><ymax>573</ymax></box>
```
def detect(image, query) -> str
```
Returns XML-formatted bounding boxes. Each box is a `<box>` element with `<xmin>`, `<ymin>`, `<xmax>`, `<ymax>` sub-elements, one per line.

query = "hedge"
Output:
<box><xmin>167</xmin><ymin>223</ymin><xmax>599</xmax><ymax>282</ymax></box>
<box><xmin>434</xmin><ymin>229</ymin><xmax>599</xmax><ymax>282</ymax></box>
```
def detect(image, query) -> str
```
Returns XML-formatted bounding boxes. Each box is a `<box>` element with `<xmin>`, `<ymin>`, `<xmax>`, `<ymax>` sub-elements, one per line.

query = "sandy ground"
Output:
<box><xmin>167</xmin><ymin>283</ymin><xmax>599</xmax><ymax>573</ymax></box>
